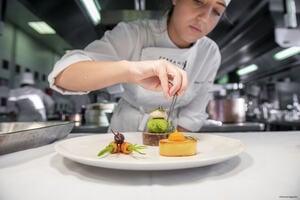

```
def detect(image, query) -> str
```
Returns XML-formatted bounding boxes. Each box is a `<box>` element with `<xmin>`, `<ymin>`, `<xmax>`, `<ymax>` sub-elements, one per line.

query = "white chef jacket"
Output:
<box><xmin>48</xmin><ymin>16</ymin><xmax>221</xmax><ymax>132</ymax></box>
<box><xmin>7</xmin><ymin>86</ymin><xmax>55</xmax><ymax>121</ymax></box>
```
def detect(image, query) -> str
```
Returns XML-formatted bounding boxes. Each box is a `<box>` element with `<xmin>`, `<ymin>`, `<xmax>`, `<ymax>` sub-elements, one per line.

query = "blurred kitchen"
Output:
<box><xmin>0</xmin><ymin>0</ymin><xmax>300</xmax><ymax>132</ymax></box>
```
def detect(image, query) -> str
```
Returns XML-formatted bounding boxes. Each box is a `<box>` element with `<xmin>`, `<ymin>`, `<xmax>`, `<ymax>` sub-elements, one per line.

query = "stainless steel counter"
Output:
<box><xmin>71</xmin><ymin>122</ymin><xmax>265</xmax><ymax>134</ymax></box>
<box><xmin>71</xmin><ymin>125</ymin><xmax>108</xmax><ymax>133</ymax></box>
<box><xmin>199</xmin><ymin>122</ymin><xmax>265</xmax><ymax>132</ymax></box>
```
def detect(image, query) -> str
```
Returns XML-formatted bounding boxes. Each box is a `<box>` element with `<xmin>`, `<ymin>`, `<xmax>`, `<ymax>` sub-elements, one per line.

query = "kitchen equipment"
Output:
<box><xmin>167</xmin><ymin>95</ymin><xmax>177</xmax><ymax>122</ymax></box>
<box><xmin>200</xmin><ymin>122</ymin><xmax>265</xmax><ymax>132</ymax></box>
<box><xmin>270</xmin><ymin>0</ymin><xmax>300</xmax><ymax>47</ymax></box>
<box><xmin>0</xmin><ymin>121</ymin><xmax>74</xmax><ymax>154</ymax></box>
<box><xmin>208</xmin><ymin>98</ymin><xmax>246</xmax><ymax>123</ymax></box>
<box><xmin>276</xmin><ymin>82</ymin><xmax>300</xmax><ymax>110</ymax></box>
<box><xmin>167</xmin><ymin>61</ymin><xmax>187</xmax><ymax>122</ymax></box>
<box><xmin>84</xmin><ymin>102</ymin><xmax>116</xmax><ymax>127</ymax></box>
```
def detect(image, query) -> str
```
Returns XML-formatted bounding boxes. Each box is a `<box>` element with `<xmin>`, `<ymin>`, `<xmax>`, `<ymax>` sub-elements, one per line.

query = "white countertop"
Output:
<box><xmin>1</xmin><ymin>131</ymin><xmax>300</xmax><ymax>200</ymax></box>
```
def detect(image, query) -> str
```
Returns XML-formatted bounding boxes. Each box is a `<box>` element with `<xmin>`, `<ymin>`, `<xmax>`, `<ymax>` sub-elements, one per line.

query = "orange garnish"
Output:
<box><xmin>168</xmin><ymin>130</ymin><xmax>185</xmax><ymax>141</ymax></box>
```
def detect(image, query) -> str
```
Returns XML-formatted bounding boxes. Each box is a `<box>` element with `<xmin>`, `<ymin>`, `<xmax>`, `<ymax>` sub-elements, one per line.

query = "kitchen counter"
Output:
<box><xmin>199</xmin><ymin>122</ymin><xmax>265</xmax><ymax>132</ymax></box>
<box><xmin>71</xmin><ymin>122</ymin><xmax>265</xmax><ymax>134</ymax></box>
<box><xmin>1</xmin><ymin>131</ymin><xmax>300</xmax><ymax>200</ymax></box>
<box><xmin>267</xmin><ymin>120</ymin><xmax>300</xmax><ymax>131</ymax></box>
<box><xmin>71</xmin><ymin>125</ymin><xmax>108</xmax><ymax>133</ymax></box>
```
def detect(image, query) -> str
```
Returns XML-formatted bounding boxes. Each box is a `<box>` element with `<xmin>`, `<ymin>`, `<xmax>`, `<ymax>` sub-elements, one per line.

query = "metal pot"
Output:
<box><xmin>84</xmin><ymin>102</ymin><xmax>116</xmax><ymax>126</ymax></box>
<box><xmin>208</xmin><ymin>98</ymin><xmax>246</xmax><ymax>123</ymax></box>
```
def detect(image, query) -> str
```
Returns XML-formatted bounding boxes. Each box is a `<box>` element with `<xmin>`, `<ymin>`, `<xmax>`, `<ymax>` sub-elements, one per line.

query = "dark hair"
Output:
<box><xmin>167</xmin><ymin>6</ymin><xmax>174</xmax><ymax>25</ymax></box>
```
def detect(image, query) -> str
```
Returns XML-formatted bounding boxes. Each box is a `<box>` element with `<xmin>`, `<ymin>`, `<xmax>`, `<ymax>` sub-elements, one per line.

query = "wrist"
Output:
<box><xmin>116</xmin><ymin>60</ymin><xmax>131</xmax><ymax>83</ymax></box>
<box><xmin>121</xmin><ymin>60</ymin><xmax>140</xmax><ymax>83</ymax></box>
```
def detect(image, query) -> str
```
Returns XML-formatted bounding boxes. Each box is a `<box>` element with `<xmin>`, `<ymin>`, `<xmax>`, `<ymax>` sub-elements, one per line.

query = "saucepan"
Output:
<box><xmin>84</xmin><ymin>102</ymin><xmax>116</xmax><ymax>126</ymax></box>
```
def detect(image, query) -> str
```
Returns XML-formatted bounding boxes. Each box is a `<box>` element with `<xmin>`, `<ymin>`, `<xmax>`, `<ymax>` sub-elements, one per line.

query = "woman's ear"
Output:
<box><xmin>172</xmin><ymin>0</ymin><xmax>177</xmax><ymax>6</ymax></box>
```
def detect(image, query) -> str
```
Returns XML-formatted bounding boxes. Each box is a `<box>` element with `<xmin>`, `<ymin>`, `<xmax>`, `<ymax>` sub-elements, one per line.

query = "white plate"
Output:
<box><xmin>55</xmin><ymin>132</ymin><xmax>245</xmax><ymax>171</ymax></box>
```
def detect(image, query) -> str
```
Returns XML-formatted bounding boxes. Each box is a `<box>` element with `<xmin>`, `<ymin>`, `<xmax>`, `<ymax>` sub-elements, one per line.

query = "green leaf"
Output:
<box><xmin>127</xmin><ymin>144</ymin><xmax>147</xmax><ymax>155</ymax></box>
<box><xmin>97</xmin><ymin>145</ymin><xmax>113</xmax><ymax>157</ymax></box>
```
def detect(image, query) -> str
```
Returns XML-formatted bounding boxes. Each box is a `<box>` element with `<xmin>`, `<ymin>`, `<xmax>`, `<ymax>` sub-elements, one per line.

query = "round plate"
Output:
<box><xmin>54</xmin><ymin>132</ymin><xmax>245</xmax><ymax>171</ymax></box>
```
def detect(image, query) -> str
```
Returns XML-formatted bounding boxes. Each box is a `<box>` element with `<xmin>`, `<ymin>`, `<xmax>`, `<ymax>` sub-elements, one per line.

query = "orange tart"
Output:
<box><xmin>159</xmin><ymin>130</ymin><xmax>197</xmax><ymax>157</ymax></box>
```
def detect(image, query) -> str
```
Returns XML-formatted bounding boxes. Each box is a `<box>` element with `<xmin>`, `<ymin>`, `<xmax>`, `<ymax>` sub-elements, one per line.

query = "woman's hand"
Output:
<box><xmin>130</xmin><ymin>60</ymin><xmax>188</xmax><ymax>99</ymax></box>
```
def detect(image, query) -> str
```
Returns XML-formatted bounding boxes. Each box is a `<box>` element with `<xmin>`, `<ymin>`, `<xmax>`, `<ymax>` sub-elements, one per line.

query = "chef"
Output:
<box><xmin>48</xmin><ymin>0</ymin><xmax>231</xmax><ymax>132</ymax></box>
<box><xmin>8</xmin><ymin>72</ymin><xmax>54</xmax><ymax>121</ymax></box>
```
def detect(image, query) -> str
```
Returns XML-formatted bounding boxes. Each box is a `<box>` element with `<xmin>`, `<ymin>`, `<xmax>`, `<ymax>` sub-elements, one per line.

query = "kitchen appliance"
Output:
<box><xmin>208</xmin><ymin>98</ymin><xmax>247</xmax><ymax>123</ymax></box>
<box><xmin>270</xmin><ymin>0</ymin><xmax>300</xmax><ymax>47</ymax></box>
<box><xmin>84</xmin><ymin>102</ymin><xmax>116</xmax><ymax>127</ymax></box>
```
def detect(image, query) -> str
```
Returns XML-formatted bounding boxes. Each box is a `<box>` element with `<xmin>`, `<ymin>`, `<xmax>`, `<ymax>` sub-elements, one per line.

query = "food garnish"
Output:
<box><xmin>147</xmin><ymin>107</ymin><xmax>169</xmax><ymax>133</ymax></box>
<box><xmin>168</xmin><ymin>130</ymin><xmax>185</xmax><ymax>141</ymax></box>
<box><xmin>97</xmin><ymin>130</ymin><xmax>146</xmax><ymax>157</ymax></box>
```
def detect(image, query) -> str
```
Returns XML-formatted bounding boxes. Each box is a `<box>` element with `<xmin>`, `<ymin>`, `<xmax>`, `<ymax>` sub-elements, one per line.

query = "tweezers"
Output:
<box><xmin>167</xmin><ymin>95</ymin><xmax>178</xmax><ymax>122</ymax></box>
<box><xmin>167</xmin><ymin>61</ymin><xmax>187</xmax><ymax>122</ymax></box>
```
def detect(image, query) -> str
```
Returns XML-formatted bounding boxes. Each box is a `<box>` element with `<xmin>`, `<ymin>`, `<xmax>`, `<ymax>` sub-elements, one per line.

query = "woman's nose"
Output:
<box><xmin>197</xmin><ymin>5</ymin><xmax>214</xmax><ymax>22</ymax></box>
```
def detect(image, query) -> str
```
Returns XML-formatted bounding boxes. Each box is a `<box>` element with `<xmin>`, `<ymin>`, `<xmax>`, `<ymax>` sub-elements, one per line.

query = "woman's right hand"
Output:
<box><xmin>130</xmin><ymin>60</ymin><xmax>188</xmax><ymax>99</ymax></box>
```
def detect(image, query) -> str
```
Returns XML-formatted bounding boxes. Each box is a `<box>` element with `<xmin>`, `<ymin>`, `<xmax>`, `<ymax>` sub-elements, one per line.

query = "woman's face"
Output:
<box><xmin>168</xmin><ymin>0</ymin><xmax>226</xmax><ymax>48</ymax></box>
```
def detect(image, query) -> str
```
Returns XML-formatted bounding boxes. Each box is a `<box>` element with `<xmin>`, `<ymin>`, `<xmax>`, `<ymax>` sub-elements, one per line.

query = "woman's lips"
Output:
<box><xmin>190</xmin><ymin>25</ymin><xmax>202</xmax><ymax>33</ymax></box>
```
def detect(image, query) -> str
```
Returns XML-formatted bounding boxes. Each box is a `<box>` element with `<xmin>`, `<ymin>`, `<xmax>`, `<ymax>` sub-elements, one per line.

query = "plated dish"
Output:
<box><xmin>54</xmin><ymin>132</ymin><xmax>245</xmax><ymax>171</ymax></box>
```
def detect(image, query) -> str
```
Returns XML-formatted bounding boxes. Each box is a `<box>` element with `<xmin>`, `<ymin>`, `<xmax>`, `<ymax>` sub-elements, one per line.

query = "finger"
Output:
<box><xmin>176</xmin><ymin>70</ymin><xmax>188</xmax><ymax>96</ymax></box>
<box><xmin>169</xmin><ymin>68</ymin><xmax>182</xmax><ymax>96</ymax></box>
<box><xmin>157</xmin><ymin>65</ymin><xmax>170</xmax><ymax>99</ymax></box>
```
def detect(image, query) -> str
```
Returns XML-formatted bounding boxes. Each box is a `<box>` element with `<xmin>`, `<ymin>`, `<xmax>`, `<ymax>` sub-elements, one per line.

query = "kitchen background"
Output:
<box><xmin>0</xmin><ymin>0</ymin><xmax>300</xmax><ymax>132</ymax></box>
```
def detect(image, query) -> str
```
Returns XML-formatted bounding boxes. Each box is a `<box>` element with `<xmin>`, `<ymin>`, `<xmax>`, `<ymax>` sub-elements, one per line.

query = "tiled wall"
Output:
<box><xmin>0</xmin><ymin>21</ymin><xmax>64</xmax><ymax>115</ymax></box>
<box><xmin>0</xmin><ymin>22</ymin><xmax>60</xmax><ymax>89</ymax></box>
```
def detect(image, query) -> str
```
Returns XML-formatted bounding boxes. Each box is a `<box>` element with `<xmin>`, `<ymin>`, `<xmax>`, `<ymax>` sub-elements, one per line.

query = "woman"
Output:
<box><xmin>48</xmin><ymin>0</ymin><xmax>231</xmax><ymax>132</ymax></box>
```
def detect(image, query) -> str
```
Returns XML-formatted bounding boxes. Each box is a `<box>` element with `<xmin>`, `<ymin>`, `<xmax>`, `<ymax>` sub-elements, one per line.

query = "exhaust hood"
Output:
<box><xmin>270</xmin><ymin>0</ymin><xmax>300</xmax><ymax>47</ymax></box>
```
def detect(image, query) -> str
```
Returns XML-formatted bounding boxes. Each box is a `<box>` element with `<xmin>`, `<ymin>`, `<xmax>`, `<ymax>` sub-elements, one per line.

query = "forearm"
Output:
<box><xmin>53</xmin><ymin>59</ymin><xmax>187</xmax><ymax>99</ymax></box>
<box><xmin>55</xmin><ymin>60</ymin><xmax>132</xmax><ymax>92</ymax></box>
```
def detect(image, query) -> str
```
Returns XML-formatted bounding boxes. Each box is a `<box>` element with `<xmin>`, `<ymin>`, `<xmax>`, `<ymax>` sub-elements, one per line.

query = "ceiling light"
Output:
<box><xmin>236</xmin><ymin>64</ymin><xmax>258</xmax><ymax>76</ymax></box>
<box><xmin>80</xmin><ymin>0</ymin><xmax>101</xmax><ymax>25</ymax></box>
<box><xmin>28</xmin><ymin>21</ymin><xmax>56</xmax><ymax>34</ymax></box>
<box><xmin>273</xmin><ymin>47</ymin><xmax>300</xmax><ymax>61</ymax></box>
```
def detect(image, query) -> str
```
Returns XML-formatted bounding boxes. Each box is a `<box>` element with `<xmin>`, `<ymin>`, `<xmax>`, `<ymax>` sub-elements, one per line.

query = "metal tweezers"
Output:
<box><xmin>167</xmin><ymin>61</ymin><xmax>187</xmax><ymax>122</ymax></box>
<box><xmin>167</xmin><ymin>95</ymin><xmax>178</xmax><ymax>122</ymax></box>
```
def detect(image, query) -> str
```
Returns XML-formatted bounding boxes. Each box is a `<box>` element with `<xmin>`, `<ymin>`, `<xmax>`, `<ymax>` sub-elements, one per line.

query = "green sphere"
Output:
<box><xmin>147</xmin><ymin>118</ymin><xmax>169</xmax><ymax>133</ymax></box>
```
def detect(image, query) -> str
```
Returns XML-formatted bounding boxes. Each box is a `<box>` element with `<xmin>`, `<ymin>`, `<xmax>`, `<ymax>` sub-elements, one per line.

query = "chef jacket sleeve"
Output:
<box><xmin>177</xmin><ymin>52</ymin><xmax>221</xmax><ymax>132</ymax></box>
<box><xmin>7</xmin><ymin>90</ymin><xmax>18</xmax><ymax>114</ymax></box>
<box><xmin>41</xmin><ymin>93</ymin><xmax>55</xmax><ymax>115</ymax></box>
<box><xmin>48</xmin><ymin>22</ymin><xmax>139</xmax><ymax>94</ymax></box>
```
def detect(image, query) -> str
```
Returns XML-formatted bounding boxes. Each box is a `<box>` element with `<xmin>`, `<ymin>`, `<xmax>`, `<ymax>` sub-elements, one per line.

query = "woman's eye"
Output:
<box><xmin>213</xmin><ymin>10</ymin><xmax>221</xmax><ymax>16</ymax></box>
<box><xmin>192</xmin><ymin>0</ymin><xmax>224</xmax><ymax>17</ymax></box>
<box><xmin>193</xmin><ymin>0</ymin><xmax>204</xmax><ymax>5</ymax></box>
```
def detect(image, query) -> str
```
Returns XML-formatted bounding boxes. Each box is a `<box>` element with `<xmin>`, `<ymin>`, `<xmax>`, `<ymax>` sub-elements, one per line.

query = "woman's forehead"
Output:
<box><xmin>211</xmin><ymin>0</ymin><xmax>230</xmax><ymax>7</ymax></box>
